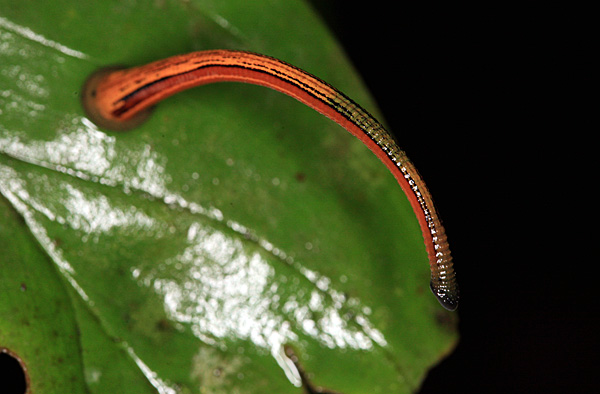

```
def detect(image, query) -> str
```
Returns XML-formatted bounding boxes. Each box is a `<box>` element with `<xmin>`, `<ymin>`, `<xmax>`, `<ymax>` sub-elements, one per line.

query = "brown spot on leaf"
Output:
<box><xmin>156</xmin><ymin>318</ymin><xmax>172</xmax><ymax>332</ymax></box>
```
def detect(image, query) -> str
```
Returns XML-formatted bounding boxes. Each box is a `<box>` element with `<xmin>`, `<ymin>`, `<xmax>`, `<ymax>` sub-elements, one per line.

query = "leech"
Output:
<box><xmin>82</xmin><ymin>50</ymin><xmax>458</xmax><ymax>310</ymax></box>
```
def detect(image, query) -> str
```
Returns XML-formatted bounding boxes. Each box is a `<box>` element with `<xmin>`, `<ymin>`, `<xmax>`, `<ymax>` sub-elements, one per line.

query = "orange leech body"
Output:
<box><xmin>82</xmin><ymin>50</ymin><xmax>458</xmax><ymax>310</ymax></box>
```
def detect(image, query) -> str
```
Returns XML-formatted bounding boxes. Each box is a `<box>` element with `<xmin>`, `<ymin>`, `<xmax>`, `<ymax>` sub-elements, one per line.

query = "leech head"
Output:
<box><xmin>81</xmin><ymin>66</ymin><xmax>153</xmax><ymax>131</ymax></box>
<box><xmin>430</xmin><ymin>279</ymin><xmax>459</xmax><ymax>311</ymax></box>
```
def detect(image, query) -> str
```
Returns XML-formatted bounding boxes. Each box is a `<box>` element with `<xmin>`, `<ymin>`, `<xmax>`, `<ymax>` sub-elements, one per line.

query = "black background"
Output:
<box><xmin>308</xmin><ymin>1</ymin><xmax>594</xmax><ymax>393</ymax></box>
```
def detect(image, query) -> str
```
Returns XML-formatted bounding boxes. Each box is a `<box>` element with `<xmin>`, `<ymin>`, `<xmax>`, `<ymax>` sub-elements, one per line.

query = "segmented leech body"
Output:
<box><xmin>82</xmin><ymin>50</ymin><xmax>458</xmax><ymax>310</ymax></box>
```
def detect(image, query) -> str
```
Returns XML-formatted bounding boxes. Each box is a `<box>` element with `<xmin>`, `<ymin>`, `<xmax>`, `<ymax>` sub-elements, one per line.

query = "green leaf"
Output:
<box><xmin>0</xmin><ymin>1</ymin><xmax>457</xmax><ymax>393</ymax></box>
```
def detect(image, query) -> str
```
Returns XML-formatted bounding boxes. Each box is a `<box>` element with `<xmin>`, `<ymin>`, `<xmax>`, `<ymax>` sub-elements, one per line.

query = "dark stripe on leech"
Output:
<box><xmin>113</xmin><ymin>61</ymin><xmax>331</xmax><ymax>114</ymax></box>
<box><xmin>112</xmin><ymin>59</ymin><xmax>379</xmax><ymax>139</ymax></box>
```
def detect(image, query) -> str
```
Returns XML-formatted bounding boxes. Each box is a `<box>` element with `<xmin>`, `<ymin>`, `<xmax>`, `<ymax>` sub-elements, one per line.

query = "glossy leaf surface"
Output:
<box><xmin>0</xmin><ymin>1</ymin><xmax>457</xmax><ymax>393</ymax></box>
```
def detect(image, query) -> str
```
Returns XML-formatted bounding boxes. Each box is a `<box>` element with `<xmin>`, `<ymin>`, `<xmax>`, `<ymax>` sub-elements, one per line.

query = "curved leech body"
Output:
<box><xmin>82</xmin><ymin>50</ymin><xmax>458</xmax><ymax>310</ymax></box>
